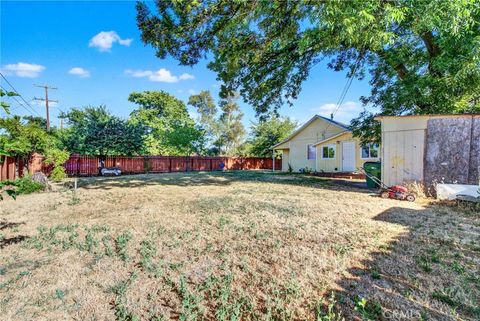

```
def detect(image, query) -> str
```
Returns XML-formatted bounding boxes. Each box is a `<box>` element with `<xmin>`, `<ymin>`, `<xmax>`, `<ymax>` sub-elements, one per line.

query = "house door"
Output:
<box><xmin>342</xmin><ymin>141</ymin><xmax>356</xmax><ymax>172</ymax></box>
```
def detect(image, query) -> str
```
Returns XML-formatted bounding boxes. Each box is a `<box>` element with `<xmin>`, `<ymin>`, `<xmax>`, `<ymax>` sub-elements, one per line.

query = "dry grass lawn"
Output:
<box><xmin>1</xmin><ymin>171</ymin><xmax>479</xmax><ymax>320</ymax></box>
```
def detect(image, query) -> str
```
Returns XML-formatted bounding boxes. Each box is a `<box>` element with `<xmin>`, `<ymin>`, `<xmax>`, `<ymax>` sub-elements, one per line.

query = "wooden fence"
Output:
<box><xmin>0</xmin><ymin>156</ymin><xmax>17</xmax><ymax>181</ymax></box>
<box><xmin>1</xmin><ymin>154</ymin><xmax>281</xmax><ymax>181</ymax></box>
<box><xmin>63</xmin><ymin>155</ymin><xmax>281</xmax><ymax>176</ymax></box>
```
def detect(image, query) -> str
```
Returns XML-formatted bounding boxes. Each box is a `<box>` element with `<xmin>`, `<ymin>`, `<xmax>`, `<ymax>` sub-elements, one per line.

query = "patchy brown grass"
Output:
<box><xmin>0</xmin><ymin>171</ymin><xmax>478</xmax><ymax>320</ymax></box>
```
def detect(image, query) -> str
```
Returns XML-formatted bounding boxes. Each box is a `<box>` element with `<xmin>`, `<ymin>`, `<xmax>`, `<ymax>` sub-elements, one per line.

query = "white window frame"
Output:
<box><xmin>307</xmin><ymin>144</ymin><xmax>316</xmax><ymax>160</ymax></box>
<box><xmin>361</xmin><ymin>143</ymin><xmax>379</xmax><ymax>159</ymax></box>
<box><xmin>321</xmin><ymin>144</ymin><xmax>336</xmax><ymax>160</ymax></box>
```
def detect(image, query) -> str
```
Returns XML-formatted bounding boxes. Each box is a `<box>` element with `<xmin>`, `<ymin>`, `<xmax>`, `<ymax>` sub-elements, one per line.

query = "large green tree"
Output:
<box><xmin>188</xmin><ymin>90</ymin><xmax>219</xmax><ymax>149</ymax></box>
<box><xmin>136</xmin><ymin>0</ymin><xmax>480</xmax><ymax>143</ymax></box>
<box><xmin>0</xmin><ymin>115</ymin><xmax>69</xmax><ymax>181</ymax></box>
<box><xmin>60</xmin><ymin>106</ymin><xmax>145</xmax><ymax>157</ymax></box>
<box><xmin>248</xmin><ymin>116</ymin><xmax>298</xmax><ymax>158</ymax></box>
<box><xmin>188</xmin><ymin>90</ymin><xmax>246</xmax><ymax>155</ymax></box>
<box><xmin>214</xmin><ymin>94</ymin><xmax>246</xmax><ymax>155</ymax></box>
<box><xmin>128</xmin><ymin>91</ymin><xmax>205</xmax><ymax>155</ymax></box>
<box><xmin>1</xmin><ymin>116</ymin><xmax>50</xmax><ymax>158</ymax></box>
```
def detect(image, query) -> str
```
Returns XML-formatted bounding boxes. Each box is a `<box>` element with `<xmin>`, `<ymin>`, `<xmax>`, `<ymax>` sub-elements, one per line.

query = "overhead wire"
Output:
<box><xmin>0</xmin><ymin>73</ymin><xmax>42</xmax><ymax>117</ymax></box>
<box><xmin>0</xmin><ymin>84</ymin><xmax>41</xmax><ymax>117</ymax></box>
<box><xmin>322</xmin><ymin>54</ymin><xmax>363</xmax><ymax>135</ymax></box>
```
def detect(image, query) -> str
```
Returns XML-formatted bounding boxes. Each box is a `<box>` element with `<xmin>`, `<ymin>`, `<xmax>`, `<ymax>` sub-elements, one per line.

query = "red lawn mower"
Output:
<box><xmin>359</xmin><ymin>168</ymin><xmax>416</xmax><ymax>202</ymax></box>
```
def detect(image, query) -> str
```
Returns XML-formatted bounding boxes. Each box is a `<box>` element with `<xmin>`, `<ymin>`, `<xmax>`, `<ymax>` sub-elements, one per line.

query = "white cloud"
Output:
<box><xmin>310</xmin><ymin>101</ymin><xmax>362</xmax><ymax>124</ymax></box>
<box><xmin>89</xmin><ymin>31</ymin><xmax>132</xmax><ymax>52</ymax></box>
<box><xmin>1</xmin><ymin>62</ymin><xmax>45</xmax><ymax>78</ymax></box>
<box><xmin>187</xmin><ymin>89</ymin><xmax>197</xmax><ymax>95</ymax></box>
<box><xmin>179</xmin><ymin>73</ymin><xmax>195</xmax><ymax>81</ymax></box>
<box><xmin>68</xmin><ymin>67</ymin><xmax>90</xmax><ymax>78</ymax></box>
<box><xmin>125</xmin><ymin>68</ymin><xmax>195</xmax><ymax>83</ymax></box>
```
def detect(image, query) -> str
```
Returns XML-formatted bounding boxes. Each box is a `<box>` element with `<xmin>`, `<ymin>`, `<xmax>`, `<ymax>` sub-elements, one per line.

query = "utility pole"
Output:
<box><xmin>33</xmin><ymin>84</ymin><xmax>58</xmax><ymax>131</ymax></box>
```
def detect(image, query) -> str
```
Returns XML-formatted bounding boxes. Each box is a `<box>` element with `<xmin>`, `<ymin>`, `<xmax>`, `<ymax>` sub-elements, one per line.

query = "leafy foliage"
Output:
<box><xmin>188</xmin><ymin>90</ymin><xmax>219</xmax><ymax>149</ymax></box>
<box><xmin>44</xmin><ymin>148</ymin><xmax>70</xmax><ymax>182</ymax></box>
<box><xmin>0</xmin><ymin>176</ymin><xmax>44</xmax><ymax>200</ymax></box>
<box><xmin>60</xmin><ymin>106</ymin><xmax>145</xmax><ymax>157</ymax></box>
<box><xmin>0</xmin><ymin>116</ymin><xmax>52</xmax><ymax>157</ymax></box>
<box><xmin>188</xmin><ymin>90</ymin><xmax>246</xmax><ymax>155</ymax></box>
<box><xmin>248</xmin><ymin>116</ymin><xmax>297</xmax><ymax>157</ymax></box>
<box><xmin>0</xmin><ymin>115</ymin><xmax>70</xmax><ymax>182</ymax></box>
<box><xmin>128</xmin><ymin>91</ymin><xmax>204</xmax><ymax>155</ymax></box>
<box><xmin>137</xmin><ymin>0</ymin><xmax>480</xmax><ymax>142</ymax></box>
<box><xmin>0</xmin><ymin>89</ymin><xmax>19</xmax><ymax>114</ymax></box>
<box><xmin>215</xmin><ymin>94</ymin><xmax>246</xmax><ymax>155</ymax></box>
<box><xmin>0</xmin><ymin>180</ymin><xmax>17</xmax><ymax>201</ymax></box>
<box><xmin>14</xmin><ymin>176</ymin><xmax>45</xmax><ymax>195</ymax></box>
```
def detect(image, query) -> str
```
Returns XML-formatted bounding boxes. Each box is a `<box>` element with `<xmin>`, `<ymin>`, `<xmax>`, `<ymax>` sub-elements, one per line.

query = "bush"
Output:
<box><xmin>49</xmin><ymin>166</ymin><xmax>67</xmax><ymax>182</ymax></box>
<box><xmin>44</xmin><ymin>149</ymin><xmax>70</xmax><ymax>182</ymax></box>
<box><xmin>15</xmin><ymin>176</ymin><xmax>45</xmax><ymax>195</ymax></box>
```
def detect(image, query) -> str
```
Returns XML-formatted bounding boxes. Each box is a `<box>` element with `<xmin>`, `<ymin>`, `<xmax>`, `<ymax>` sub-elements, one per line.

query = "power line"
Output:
<box><xmin>322</xmin><ymin>56</ymin><xmax>362</xmax><ymax>135</ymax></box>
<box><xmin>0</xmin><ymin>84</ymin><xmax>40</xmax><ymax>117</ymax></box>
<box><xmin>0</xmin><ymin>73</ymin><xmax>42</xmax><ymax>117</ymax></box>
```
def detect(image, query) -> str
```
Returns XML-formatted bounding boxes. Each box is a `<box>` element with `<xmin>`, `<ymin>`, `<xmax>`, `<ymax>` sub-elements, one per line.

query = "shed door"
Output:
<box><xmin>342</xmin><ymin>141</ymin><xmax>356</xmax><ymax>172</ymax></box>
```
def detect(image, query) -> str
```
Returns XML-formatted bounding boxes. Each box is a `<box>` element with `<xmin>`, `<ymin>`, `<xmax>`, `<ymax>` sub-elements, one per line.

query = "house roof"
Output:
<box><xmin>312</xmin><ymin>131</ymin><xmax>350</xmax><ymax>146</ymax></box>
<box><xmin>272</xmin><ymin>115</ymin><xmax>350</xmax><ymax>149</ymax></box>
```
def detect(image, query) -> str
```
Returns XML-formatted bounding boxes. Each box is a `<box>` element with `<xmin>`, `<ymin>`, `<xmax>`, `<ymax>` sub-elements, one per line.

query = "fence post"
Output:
<box><xmin>169</xmin><ymin>157</ymin><xmax>172</xmax><ymax>173</ymax></box>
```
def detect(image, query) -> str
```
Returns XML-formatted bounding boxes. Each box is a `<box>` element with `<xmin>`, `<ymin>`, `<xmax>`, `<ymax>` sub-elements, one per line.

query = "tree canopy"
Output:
<box><xmin>0</xmin><ymin>115</ymin><xmax>69</xmax><ymax>181</ymax></box>
<box><xmin>129</xmin><ymin>91</ymin><xmax>204</xmax><ymax>155</ymax></box>
<box><xmin>188</xmin><ymin>90</ymin><xmax>218</xmax><ymax>148</ymax></box>
<box><xmin>60</xmin><ymin>106</ymin><xmax>145</xmax><ymax>157</ymax></box>
<box><xmin>0</xmin><ymin>116</ymin><xmax>52</xmax><ymax>157</ymax></box>
<box><xmin>137</xmin><ymin>0</ymin><xmax>480</xmax><ymax>142</ymax></box>
<box><xmin>188</xmin><ymin>90</ymin><xmax>245</xmax><ymax>155</ymax></box>
<box><xmin>248</xmin><ymin>116</ymin><xmax>298</xmax><ymax>158</ymax></box>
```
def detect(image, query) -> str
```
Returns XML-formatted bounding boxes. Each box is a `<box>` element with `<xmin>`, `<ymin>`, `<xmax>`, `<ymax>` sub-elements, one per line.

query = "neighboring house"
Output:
<box><xmin>375</xmin><ymin>114</ymin><xmax>479</xmax><ymax>190</ymax></box>
<box><xmin>273</xmin><ymin>115</ymin><xmax>379</xmax><ymax>172</ymax></box>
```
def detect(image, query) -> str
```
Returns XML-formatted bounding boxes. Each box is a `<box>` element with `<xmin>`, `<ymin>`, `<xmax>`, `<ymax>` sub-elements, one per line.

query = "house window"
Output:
<box><xmin>321</xmin><ymin>145</ymin><xmax>336</xmax><ymax>159</ymax></box>
<box><xmin>361</xmin><ymin>143</ymin><xmax>379</xmax><ymax>159</ymax></box>
<box><xmin>307</xmin><ymin>144</ymin><xmax>316</xmax><ymax>160</ymax></box>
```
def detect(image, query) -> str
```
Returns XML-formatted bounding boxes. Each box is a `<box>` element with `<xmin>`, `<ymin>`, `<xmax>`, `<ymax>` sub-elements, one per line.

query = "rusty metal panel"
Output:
<box><xmin>424</xmin><ymin>116</ymin><xmax>473</xmax><ymax>189</ymax></box>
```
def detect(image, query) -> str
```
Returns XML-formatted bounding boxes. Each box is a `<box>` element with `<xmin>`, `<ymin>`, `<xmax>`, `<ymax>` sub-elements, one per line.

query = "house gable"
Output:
<box><xmin>273</xmin><ymin>115</ymin><xmax>348</xmax><ymax>172</ymax></box>
<box><xmin>273</xmin><ymin>115</ymin><xmax>349</xmax><ymax>149</ymax></box>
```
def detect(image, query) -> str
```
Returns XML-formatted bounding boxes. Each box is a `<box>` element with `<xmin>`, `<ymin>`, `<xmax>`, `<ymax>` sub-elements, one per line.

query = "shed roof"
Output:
<box><xmin>375</xmin><ymin>113</ymin><xmax>480</xmax><ymax>121</ymax></box>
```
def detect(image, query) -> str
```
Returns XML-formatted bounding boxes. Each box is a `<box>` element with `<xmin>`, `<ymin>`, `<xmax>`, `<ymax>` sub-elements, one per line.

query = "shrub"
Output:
<box><xmin>44</xmin><ymin>149</ymin><xmax>70</xmax><ymax>182</ymax></box>
<box><xmin>15</xmin><ymin>176</ymin><xmax>44</xmax><ymax>195</ymax></box>
<box><xmin>0</xmin><ymin>180</ymin><xmax>17</xmax><ymax>200</ymax></box>
<box><xmin>49</xmin><ymin>166</ymin><xmax>68</xmax><ymax>182</ymax></box>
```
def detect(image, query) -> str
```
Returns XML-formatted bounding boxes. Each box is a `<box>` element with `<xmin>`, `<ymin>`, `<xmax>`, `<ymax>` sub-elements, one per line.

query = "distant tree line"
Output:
<box><xmin>1</xmin><ymin>89</ymin><xmax>297</xmax><ymax>177</ymax></box>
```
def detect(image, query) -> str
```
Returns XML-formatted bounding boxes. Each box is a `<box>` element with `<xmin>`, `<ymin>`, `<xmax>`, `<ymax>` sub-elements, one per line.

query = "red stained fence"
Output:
<box><xmin>0</xmin><ymin>156</ymin><xmax>16</xmax><ymax>181</ymax></box>
<box><xmin>1</xmin><ymin>154</ymin><xmax>281</xmax><ymax>181</ymax></box>
<box><xmin>63</xmin><ymin>155</ymin><xmax>281</xmax><ymax>177</ymax></box>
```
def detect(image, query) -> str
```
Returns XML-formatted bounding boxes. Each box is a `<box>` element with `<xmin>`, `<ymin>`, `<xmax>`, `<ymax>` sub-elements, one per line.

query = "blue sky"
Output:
<box><xmin>1</xmin><ymin>0</ymin><xmax>373</xmax><ymax>130</ymax></box>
